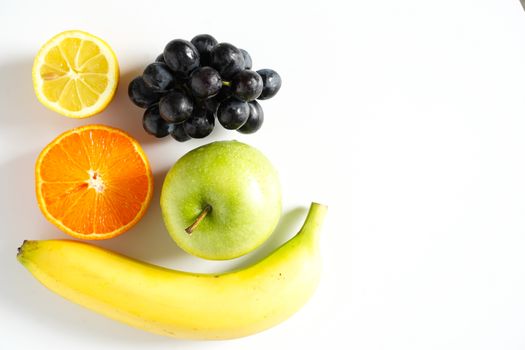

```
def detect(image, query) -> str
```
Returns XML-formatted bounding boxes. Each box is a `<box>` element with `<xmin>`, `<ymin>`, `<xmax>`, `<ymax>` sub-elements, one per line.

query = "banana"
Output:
<box><xmin>17</xmin><ymin>202</ymin><xmax>327</xmax><ymax>340</ymax></box>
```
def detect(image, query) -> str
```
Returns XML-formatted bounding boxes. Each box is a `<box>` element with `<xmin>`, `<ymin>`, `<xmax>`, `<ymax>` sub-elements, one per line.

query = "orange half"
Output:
<box><xmin>35</xmin><ymin>125</ymin><xmax>153</xmax><ymax>239</ymax></box>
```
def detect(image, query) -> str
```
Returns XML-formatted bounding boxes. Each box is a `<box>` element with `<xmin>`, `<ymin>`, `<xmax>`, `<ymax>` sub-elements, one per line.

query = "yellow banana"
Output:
<box><xmin>17</xmin><ymin>202</ymin><xmax>327</xmax><ymax>340</ymax></box>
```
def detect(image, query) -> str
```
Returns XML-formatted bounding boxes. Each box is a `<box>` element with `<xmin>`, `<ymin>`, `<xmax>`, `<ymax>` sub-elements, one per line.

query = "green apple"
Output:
<box><xmin>160</xmin><ymin>140</ymin><xmax>281</xmax><ymax>260</ymax></box>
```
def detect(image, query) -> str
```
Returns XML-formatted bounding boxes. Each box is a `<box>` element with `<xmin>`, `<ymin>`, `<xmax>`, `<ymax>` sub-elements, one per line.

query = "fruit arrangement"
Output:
<box><xmin>128</xmin><ymin>34</ymin><xmax>282</xmax><ymax>141</ymax></box>
<box><xmin>23</xmin><ymin>30</ymin><xmax>326</xmax><ymax>340</ymax></box>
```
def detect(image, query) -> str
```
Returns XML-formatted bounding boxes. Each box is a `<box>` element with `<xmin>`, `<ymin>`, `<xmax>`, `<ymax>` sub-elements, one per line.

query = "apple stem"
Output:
<box><xmin>185</xmin><ymin>205</ymin><xmax>212</xmax><ymax>234</ymax></box>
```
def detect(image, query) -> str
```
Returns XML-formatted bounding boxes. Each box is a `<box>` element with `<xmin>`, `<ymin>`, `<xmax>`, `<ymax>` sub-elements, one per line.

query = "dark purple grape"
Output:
<box><xmin>171</xmin><ymin>123</ymin><xmax>191</xmax><ymax>142</ymax></box>
<box><xmin>217</xmin><ymin>97</ymin><xmax>249</xmax><ymax>130</ymax></box>
<box><xmin>128</xmin><ymin>77</ymin><xmax>163</xmax><ymax>108</ymax></box>
<box><xmin>173</xmin><ymin>77</ymin><xmax>192</xmax><ymax>96</ymax></box>
<box><xmin>238</xmin><ymin>101</ymin><xmax>264</xmax><ymax>134</ymax></box>
<box><xmin>257</xmin><ymin>69</ymin><xmax>282</xmax><ymax>100</ymax></box>
<box><xmin>163</xmin><ymin>39</ymin><xmax>200</xmax><ymax>77</ymax></box>
<box><xmin>231</xmin><ymin>70</ymin><xmax>263</xmax><ymax>101</ymax></box>
<box><xmin>189</xmin><ymin>66</ymin><xmax>222</xmax><ymax>99</ymax></box>
<box><xmin>184</xmin><ymin>107</ymin><xmax>215</xmax><ymax>138</ymax></box>
<box><xmin>190</xmin><ymin>34</ymin><xmax>218</xmax><ymax>66</ymax></box>
<box><xmin>239</xmin><ymin>49</ymin><xmax>252</xmax><ymax>69</ymax></box>
<box><xmin>159</xmin><ymin>90</ymin><xmax>193</xmax><ymax>124</ymax></box>
<box><xmin>210</xmin><ymin>43</ymin><xmax>245</xmax><ymax>80</ymax></box>
<box><xmin>143</xmin><ymin>105</ymin><xmax>173</xmax><ymax>138</ymax></box>
<box><xmin>203</xmin><ymin>96</ymin><xmax>220</xmax><ymax>116</ymax></box>
<box><xmin>156</xmin><ymin>54</ymin><xmax>165</xmax><ymax>63</ymax></box>
<box><xmin>201</xmin><ymin>85</ymin><xmax>232</xmax><ymax>116</ymax></box>
<box><xmin>216</xmin><ymin>85</ymin><xmax>233</xmax><ymax>101</ymax></box>
<box><xmin>142</xmin><ymin>63</ymin><xmax>174</xmax><ymax>91</ymax></box>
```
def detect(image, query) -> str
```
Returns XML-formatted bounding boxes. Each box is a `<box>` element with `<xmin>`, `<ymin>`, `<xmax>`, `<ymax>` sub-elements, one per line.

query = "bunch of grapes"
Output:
<box><xmin>128</xmin><ymin>34</ymin><xmax>282</xmax><ymax>142</ymax></box>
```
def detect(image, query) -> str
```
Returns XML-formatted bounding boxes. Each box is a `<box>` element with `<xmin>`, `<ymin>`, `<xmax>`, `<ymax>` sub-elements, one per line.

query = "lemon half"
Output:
<box><xmin>32</xmin><ymin>30</ymin><xmax>119</xmax><ymax>118</ymax></box>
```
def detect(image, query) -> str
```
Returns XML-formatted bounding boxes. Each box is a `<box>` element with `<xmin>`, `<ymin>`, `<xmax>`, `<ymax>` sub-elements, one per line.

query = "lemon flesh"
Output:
<box><xmin>32</xmin><ymin>30</ymin><xmax>119</xmax><ymax>118</ymax></box>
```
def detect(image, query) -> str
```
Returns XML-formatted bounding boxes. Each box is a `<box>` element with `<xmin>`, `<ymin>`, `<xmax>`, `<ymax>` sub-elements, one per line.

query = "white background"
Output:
<box><xmin>1</xmin><ymin>0</ymin><xmax>525</xmax><ymax>348</ymax></box>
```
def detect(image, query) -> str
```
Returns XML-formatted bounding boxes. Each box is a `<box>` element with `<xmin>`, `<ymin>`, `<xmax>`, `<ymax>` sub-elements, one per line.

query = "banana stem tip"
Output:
<box><xmin>17</xmin><ymin>240</ymin><xmax>28</xmax><ymax>255</ymax></box>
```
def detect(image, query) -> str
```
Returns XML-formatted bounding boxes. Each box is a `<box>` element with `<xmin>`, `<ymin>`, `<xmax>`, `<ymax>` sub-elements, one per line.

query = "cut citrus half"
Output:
<box><xmin>32</xmin><ymin>30</ymin><xmax>119</xmax><ymax>118</ymax></box>
<box><xmin>35</xmin><ymin>125</ymin><xmax>153</xmax><ymax>240</ymax></box>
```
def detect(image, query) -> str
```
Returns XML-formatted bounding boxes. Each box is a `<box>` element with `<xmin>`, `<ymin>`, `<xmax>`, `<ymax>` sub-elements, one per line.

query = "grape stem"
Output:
<box><xmin>222</xmin><ymin>81</ymin><xmax>231</xmax><ymax>87</ymax></box>
<box><xmin>185</xmin><ymin>205</ymin><xmax>212</xmax><ymax>234</ymax></box>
